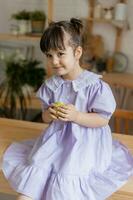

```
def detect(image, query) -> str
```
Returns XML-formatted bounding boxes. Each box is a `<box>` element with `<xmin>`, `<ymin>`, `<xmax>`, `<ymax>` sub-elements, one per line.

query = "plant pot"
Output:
<box><xmin>31</xmin><ymin>20</ymin><xmax>45</xmax><ymax>34</ymax></box>
<box><xmin>17</xmin><ymin>20</ymin><xmax>31</xmax><ymax>35</ymax></box>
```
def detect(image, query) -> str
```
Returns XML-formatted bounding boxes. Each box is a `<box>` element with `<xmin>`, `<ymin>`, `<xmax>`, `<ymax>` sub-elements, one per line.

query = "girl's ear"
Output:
<box><xmin>75</xmin><ymin>46</ymin><xmax>82</xmax><ymax>59</ymax></box>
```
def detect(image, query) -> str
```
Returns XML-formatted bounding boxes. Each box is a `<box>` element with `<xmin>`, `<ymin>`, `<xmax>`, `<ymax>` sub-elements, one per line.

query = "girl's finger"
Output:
<box><xmin>58</xmin><ymin>116</ymin><xmax>68</xmax><ymax>121</ymax></box>
<box><xmin>50</xmin><ymin>114</ymin><xmax>58</xmax><ymax>120</ymax></box>
<box><xmin>57</xmin><ymin>111</ymin><xmax>67</xmax><ymax>118</ymax></box>
<box><xmin>49</xmin><ymin>107</ymin><xmax>56</xmax><ymax>114</ymax></box>
<box><xmin>57</xmin><ymin>107</ymin><xmax>68</xmax><ymax>114</ymax></box>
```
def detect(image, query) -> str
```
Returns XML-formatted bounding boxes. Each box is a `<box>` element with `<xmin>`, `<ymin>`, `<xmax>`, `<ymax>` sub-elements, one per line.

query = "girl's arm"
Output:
<box><xmin>57</xmin><ymin>104</ymin><xmax>109</xmax><ymax>128</ymax></box>
<box><xmin>74</xmin><ymin>111</ymin><xmax>109</xmax><ymax>128</ymax></box>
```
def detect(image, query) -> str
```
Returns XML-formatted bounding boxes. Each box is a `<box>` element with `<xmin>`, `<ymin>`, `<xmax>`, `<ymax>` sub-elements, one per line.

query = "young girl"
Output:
<box><xmin>2</xmin><ymin>18</ymin><xmax>133</xmax><ymax>200</ymax></box>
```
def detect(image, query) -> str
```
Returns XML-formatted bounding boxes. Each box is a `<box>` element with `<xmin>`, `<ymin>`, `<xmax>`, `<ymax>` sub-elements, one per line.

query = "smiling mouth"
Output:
<box><xmin>53</xmin><ymin>67</ymin><xmax>64</xmax><ymax>70</ymax></box>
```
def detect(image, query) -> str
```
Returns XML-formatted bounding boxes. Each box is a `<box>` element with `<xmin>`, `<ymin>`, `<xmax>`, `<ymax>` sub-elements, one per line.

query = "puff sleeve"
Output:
<box><xmin>88</xmin><ymin>80</ymin><xmax>116</xmax><ymax>119</ymax></box>
<box><xmin>36</xmin><ymin>83</ymin><xmax>53</xmax><ymax>111</ymax></box>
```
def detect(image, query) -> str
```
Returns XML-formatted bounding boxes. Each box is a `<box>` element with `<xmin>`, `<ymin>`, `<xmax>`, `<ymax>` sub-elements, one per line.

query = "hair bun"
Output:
<box><xmin>70</xmin><ymin>18</ymin><xmax>83</xmax><ymax>34</ymax></box>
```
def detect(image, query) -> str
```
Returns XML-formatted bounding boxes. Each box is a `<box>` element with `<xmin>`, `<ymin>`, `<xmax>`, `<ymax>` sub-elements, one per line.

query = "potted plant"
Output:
<box><xmin>11</xmin><ymin>10</ymin><xmax>31</xmax><ymax>34</ymax></box>
<box><xmin>30</xmin><ymin>10</ymin><xmax>46</xmax><ymax>34</ymax></box>
<box><xmin>0</xmin><ymin>53</ymin><xmax>46</xmax><ymax>119</ymax></box>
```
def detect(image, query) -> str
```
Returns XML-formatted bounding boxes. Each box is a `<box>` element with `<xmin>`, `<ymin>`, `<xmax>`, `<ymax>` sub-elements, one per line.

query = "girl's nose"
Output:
<box><xmin>52</xmin><ymin>56</ymin><xmax>59</xmax><ymax>65</ymax></box>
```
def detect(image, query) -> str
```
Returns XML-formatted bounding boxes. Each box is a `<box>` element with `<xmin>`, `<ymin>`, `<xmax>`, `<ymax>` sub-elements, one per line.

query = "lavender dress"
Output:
<box><xmin>2</xmin><ymin>71</ymin><xmax>133</xmax><ymax>200</ymax></box>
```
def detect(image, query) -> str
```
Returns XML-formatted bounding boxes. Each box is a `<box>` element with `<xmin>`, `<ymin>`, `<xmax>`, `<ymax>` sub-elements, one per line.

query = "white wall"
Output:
<box><xmin>0</xmin><ymin>0</ymin><xmax>45</xmax><ymax>33</ymax></box>
<box><xmin>0</xmin><ymin>0</ymin><xmax>88</xmax><ymax>33</ymax></box>
<box><xmin>0</xmin><ymin>0</ymin><xmax>133</xmax><ymax>72</ymax></box>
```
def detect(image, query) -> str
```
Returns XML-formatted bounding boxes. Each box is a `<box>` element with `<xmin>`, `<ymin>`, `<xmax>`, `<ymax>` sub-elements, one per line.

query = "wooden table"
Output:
<box><xmin>102</xmin><ymin>73</ymin><xmax>133</xmax><ymax>108</ymax></box>
<box><xmin>0</xmin><ymin>118</ymin><xmax>133</xmax><ymax>199</ymax></box>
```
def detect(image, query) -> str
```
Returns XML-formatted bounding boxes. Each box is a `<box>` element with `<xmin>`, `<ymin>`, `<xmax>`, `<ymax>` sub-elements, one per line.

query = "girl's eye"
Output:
<box><xmin>46</xmin><ymin>54</ymin><xmax>52</xmax><ymax>58</ymax></box>
<box><xmin>58</xmin><ymin>52</ymin><xmax>64</xmax><ymax>57</ymax></box>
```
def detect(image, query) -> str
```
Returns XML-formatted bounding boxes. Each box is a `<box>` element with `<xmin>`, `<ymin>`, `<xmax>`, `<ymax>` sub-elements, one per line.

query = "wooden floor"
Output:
<box><xmin>0</xmin><ymin>118</ymin><xmax>133</xmax><ymax>199</ymax></box>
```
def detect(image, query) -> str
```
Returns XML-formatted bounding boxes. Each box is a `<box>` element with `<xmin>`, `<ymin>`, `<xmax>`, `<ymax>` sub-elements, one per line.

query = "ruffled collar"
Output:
<box><xmin>45</xmin><ymin>70</ymin><xmax>102</xmax><ymax>92</ymax></box>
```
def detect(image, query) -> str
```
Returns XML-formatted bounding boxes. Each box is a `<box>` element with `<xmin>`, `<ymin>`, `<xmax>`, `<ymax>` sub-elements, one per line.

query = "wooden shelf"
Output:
<box><xmin>0</xmin><ymin>33</ymin><xmax>41</xmax><ymax>42</ymax></box>
<box><xmin>48</xmin><ymin>0</ymin><xmax>53</xmax><ymax>23</ymax></box>
<box><xmin>88</xmin><ymin>0</ymin><xmax>126</xmax><ymax>52</ymax></box>
<box><xmin>88</xmin><ymin>18</ymin><xmax>113</xmax><ymax>24</ymax></box>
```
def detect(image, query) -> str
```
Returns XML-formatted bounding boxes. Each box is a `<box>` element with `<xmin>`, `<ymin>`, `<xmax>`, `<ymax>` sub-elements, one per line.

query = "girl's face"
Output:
<box><xmin>46</xmin><ymin>40</ymin><xmax>82</xmax><ymax>80</ymax></box>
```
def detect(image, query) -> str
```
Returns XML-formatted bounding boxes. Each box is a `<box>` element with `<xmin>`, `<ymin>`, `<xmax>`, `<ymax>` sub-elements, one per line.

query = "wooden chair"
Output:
<box><xmin>113</xmin><ymin>109</ymin><xmax>133</xmax><ymax>134</ymax></box>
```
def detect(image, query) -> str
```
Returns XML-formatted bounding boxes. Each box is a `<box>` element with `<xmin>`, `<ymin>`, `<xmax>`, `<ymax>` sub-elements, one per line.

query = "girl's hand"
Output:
<box><xmin>47</xmin><ymin>105</ymin><xmax>58</xmax><ymax>121</ymax></box>
<box><xmin>56</xmin><ymin>104</ymin><xmax>79</xmax><ymax>122</ymax></box>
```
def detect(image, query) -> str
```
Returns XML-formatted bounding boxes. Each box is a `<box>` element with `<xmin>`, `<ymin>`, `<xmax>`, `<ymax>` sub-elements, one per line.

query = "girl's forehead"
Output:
<box><xmin>47</xmin><ymin>49</ymin><xmax>64</xmax><ymax>54</ymax></box>
<box><xmin>48</xmin><ymin>44</ymin><xmax>73</xmax><ymax>54</ymax></box>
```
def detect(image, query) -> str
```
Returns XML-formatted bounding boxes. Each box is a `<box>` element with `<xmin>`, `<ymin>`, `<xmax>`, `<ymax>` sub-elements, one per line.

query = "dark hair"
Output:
<box><xmin>40</xmin><ymin>18</ymin><xmax>83</xmax><ymax>54</ymax></box>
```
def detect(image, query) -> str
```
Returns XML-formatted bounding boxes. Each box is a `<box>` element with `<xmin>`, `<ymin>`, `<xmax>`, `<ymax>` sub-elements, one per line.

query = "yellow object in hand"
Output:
<box><xmin>53</xmin><ymin>102</ymin><xmax>65</xmax><ymax>108</ymax></box>
<box><xmin>53</xmin><ymin>102</ymin><xmax>65</xmax><ymax>118</ymax></box>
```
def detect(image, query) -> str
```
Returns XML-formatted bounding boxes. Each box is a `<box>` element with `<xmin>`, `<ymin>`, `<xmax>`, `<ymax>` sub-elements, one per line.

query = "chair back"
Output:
<box><xmin>113</xmin><ymin>109</ymin><xmax>133</xmax><ymax>134</ymax></box>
